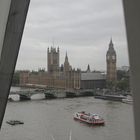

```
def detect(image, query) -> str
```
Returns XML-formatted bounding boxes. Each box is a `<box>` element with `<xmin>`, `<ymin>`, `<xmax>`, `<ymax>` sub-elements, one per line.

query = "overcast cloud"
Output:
<box><xmin>16</xmin><ymin>0</ymin><xmax>129</xmax><ymax>71</ymax></box>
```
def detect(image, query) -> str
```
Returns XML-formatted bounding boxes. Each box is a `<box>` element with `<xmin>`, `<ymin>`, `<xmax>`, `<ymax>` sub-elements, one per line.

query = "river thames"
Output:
<box><xmin>0</xmin><ymin>89</ymin><xmax>135</xmax><ymax>140</ymax></box>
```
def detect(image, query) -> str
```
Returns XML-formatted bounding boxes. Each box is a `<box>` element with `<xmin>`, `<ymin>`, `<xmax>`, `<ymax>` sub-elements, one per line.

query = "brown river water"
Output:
<box><xmin>0</xmin><ymin>87</ymin><xmax>135</xmax><ymax>140</ymax></box>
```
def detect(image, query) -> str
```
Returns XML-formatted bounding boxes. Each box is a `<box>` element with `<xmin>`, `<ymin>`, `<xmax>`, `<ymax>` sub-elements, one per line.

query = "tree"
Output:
<box><xmin>116</xmin><ymin>78</ymin><xmax>129</xmax><ymax>91</ymax></box>
<box><xmin>107</xmin><ymin>81</ymin><xmax>116</xmax><ymax>90</ymax></box>
<box><xmin>116</xmin><ymin>70</ymin><xmax>130</xmax><ymax>91</ymax></box>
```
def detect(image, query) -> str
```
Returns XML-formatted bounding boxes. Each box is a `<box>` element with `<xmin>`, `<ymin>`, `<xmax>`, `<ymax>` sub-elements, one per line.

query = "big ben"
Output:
<box><xmin>106</xmin><ymin>39</ymin><xmax>117</xmax><ymax>82</ymax></box>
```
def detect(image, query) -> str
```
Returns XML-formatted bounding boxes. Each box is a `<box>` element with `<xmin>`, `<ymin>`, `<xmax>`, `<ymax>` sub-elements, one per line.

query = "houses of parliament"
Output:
<box><xmin>20</xmin><ymin>46</ymin><xmax>81</xmax><ymax>89</ymax></box>
<box><xmin>20</xmin><ymin>39</ymin><xmax>117</xmax><ymax>89</ymax></box>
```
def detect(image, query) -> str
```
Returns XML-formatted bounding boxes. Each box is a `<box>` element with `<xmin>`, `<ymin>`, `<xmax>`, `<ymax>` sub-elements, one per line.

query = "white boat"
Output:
<box><xmin>73</xmin><ymin>111</ymin><xmax>104</xmax><ymax>125</ymax></box>
<box><xmin>122</xmin><ymin>95</ymin><xmax>133</xmax><ymax>104</ymax></box>
<box><xmin>6</xmin><ymin>120</ymin><xmax>24</xmax><ymax>125</ymax></box>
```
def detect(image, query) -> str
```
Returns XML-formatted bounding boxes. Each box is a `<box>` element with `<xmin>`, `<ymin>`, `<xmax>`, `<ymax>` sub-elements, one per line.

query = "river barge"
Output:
<box><xmin>94</xmin><ymin>94</ymin><xmax>126</xmax><ymax>101</ymax></box>
<box><xmin>6</xmin><ymin>120</ymin><xmax>24</xmax><ymax>125</ymax></box>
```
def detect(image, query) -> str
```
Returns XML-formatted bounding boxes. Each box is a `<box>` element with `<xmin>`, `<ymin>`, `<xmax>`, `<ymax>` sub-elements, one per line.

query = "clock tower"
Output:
<box><xmin>106</xmin><ymin>39</ymin><xmax>117</xmax><ymax>82</ymax></box>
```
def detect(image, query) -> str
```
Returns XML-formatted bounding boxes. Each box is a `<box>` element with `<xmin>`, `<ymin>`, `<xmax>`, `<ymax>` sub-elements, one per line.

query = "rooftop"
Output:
<box><xmin>81</xmin><ymin>72</ymin><xmax>106</xmax><ymax>80</ymax></box>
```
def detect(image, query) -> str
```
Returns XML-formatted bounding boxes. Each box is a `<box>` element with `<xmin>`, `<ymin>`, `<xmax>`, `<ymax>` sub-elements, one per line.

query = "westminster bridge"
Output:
<box><xmin>10</xmin><ymin>88</ymin><xmax>95</xmax><ymax>100</ymax></box>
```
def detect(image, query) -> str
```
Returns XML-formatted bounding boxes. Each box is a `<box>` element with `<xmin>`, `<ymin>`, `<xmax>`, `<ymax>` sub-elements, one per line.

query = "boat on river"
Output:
<box><xmin>6</xmin><ymin>120</ymin><xmax>24</xmax><ymax>125</ymax></box>
<box><xmin>73</xmin><ymin>111</ymin><xmax>104</xmax><ymax>125</ymax></box>
<box><xmin>94</xmin><ymin>94</ymin><xmax>126</xmax><ymax>101</ymax></box>
<box><xmin>122</xmin><ymin>95</ymin><xmax>133</xmax><ymax>104</ymax></box>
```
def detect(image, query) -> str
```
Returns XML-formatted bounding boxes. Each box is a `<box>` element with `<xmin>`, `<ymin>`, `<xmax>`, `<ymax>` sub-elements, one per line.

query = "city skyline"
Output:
<box><xmin>15</xmin><ymin>0</ymin><xmax>129</xmax><ymax>71</ymax></box>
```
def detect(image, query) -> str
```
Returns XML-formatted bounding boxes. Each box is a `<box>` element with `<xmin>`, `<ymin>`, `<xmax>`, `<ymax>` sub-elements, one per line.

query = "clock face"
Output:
<box><xmin>112</xmin><ymin>55</ymin><xmax>115</xmax><ymax>60</ymax></box>
<box><xmin>107</xmin><ymin>55</ymin><xmax>110</xmax><ymax>59</ymax></box>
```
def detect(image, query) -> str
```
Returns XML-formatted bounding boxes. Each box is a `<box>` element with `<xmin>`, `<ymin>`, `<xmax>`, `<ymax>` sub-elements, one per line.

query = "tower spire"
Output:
<box><xmin>64</xmin><ymin>51</ymin><xmax>70</xmax><ymax>72</ymax></box>
<box><xmin>109</xmin><ymin>37</ymin><xmax>113</xmax><ymax>47</ymax></box>
<box><xmin>110</xmin><ymin>37</ymin><xmax>112</xmax><ymax>42</ymax></box>
<box><xmin>65</xmin><ymin>51</ymin><xmax>68</xmax><ymax>61</ymax></box>
<box><xmin>87</xmin><ymin>64</ymin><xmax>91</xmax><ymax>72</ymax></box>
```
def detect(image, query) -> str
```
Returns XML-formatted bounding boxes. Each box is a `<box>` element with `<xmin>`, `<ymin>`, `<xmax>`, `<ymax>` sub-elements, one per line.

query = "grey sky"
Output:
<box><xmin>16</xmin><ymin>0</ymin><xmax>129</xmax><ymax>71</ymax></box>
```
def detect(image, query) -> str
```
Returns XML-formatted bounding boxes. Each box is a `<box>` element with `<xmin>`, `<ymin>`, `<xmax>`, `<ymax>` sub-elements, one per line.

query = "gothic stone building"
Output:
<box><xmin>20</xmin><ymin>47</ymin><xmax>81</xmax><ymax>89</ymax></box>
<box><xmin>81</xmin><ymin>65</ymin><xmax>106</xmax><ymax>89</ymax></box>
<box><xmin>20</xmin><ymin>40</ymin><xmax>117</xmax><ymax>89</ymax></box>
<box><xmin>106</xmin><ymin>39</ymin><xmax>117</xmax><ymax>82</ymax></box>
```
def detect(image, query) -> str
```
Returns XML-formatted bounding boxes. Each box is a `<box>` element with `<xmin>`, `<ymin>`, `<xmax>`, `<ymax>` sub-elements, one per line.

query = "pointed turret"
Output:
<box><xmin>64</xmin><ymin>52</ymin><xmax>70</xmax><ymax>72</ymax></box>
<box><xmin>65</xmin><ymin>51</ymin><xmax>68</xmax><ymax>59</ymax></box>
<box><xmin>107</xmin><ymin>38</ymin><xmax>116</xmax><ymax>56</ymax></box>
<box><xmin>65</xmin><ymin>51</ymin><xmax>69</xmax><ymax>63</ymax></box>
<box><xmin>109</xmin><ymin>38</ymin><xmax>113</xmax><ymax>47</ymax></box>
<box><xmin>87</xmin><ymin>64</ymin><xmax>91</xmax><ymax>72</ymax></box>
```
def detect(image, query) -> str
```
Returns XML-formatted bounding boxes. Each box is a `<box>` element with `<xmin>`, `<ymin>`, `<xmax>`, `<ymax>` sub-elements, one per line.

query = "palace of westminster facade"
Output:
<box><xmin>20</xmin><ymin>47</ymin><xmax>81</xmax><ymax>89</ymax></box>
<box><xmin>20</xmin><ymin>39</ymin><xmax>117</xmax><ymax>89</ymax></box>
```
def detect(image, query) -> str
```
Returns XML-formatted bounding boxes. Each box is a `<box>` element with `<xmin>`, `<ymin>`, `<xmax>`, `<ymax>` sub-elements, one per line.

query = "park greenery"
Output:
<box><xmin>107</xmin><ymin>70</ymin><xmax>130</xmax><ymax>91</ymax></box>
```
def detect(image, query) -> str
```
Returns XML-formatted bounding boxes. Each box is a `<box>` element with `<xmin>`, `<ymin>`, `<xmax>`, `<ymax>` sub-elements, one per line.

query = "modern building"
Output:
<box><xmin>106</xmin><ymin>39</ymin><xmax>117</xmax><ymax>82</ymax></box>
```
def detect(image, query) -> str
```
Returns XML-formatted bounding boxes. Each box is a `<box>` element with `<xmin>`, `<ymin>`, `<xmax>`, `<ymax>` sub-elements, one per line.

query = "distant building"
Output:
<box><xmin>81</xmin><ymin>65</ymin><xmax>106</xmax><ymax>89</ymax></box>
<box><xmin>19</xmin><ymin>39</ymin><xmax>120</xmax><ymax>89</ymax></box>
<box><xmin>86</xmin><ymin>64</ymin><xmax>91</xmax><ymax>73</ymax></box>
<box><xmin>20</xmin><ymin>47</ymin><xmax>81</xmax><ymax>89</ymax></box>
<box><xmin>19</xmin><ymin>71</ymin><xmax>30</xmax><ymax>85</ymax></box>
<box><xmin>117</xmin><ymin>66</ymin><xmax>130</xmax><ymax>72</ymax></box>
<box><xmin>106</xmin><ymin>39</ymin><xmax>117</xmax><ymax>82</ymax></box>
